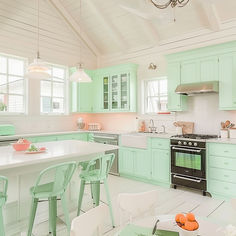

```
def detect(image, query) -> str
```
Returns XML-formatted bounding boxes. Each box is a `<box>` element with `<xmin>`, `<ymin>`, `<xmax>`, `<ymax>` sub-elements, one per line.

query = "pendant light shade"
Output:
<box><xmin>26</xmin><ymin>53</ymin><xmax>50</xmax><ymax>80</ymax></box>
<box><xmin>69</xmin><ymin>64</ymin><xmax>92</xmax><ymax>83</ymax></box>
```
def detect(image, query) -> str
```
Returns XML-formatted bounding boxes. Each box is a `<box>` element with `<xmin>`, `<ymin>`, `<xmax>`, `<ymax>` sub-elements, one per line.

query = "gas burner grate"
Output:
<box><xmin>171</xmin><ymin>134</ymin><xmax>218</xmax><ymax>140</ymax></box>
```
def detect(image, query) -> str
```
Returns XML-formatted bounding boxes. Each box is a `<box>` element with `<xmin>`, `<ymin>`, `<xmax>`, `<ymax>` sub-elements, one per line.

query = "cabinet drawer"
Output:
<box><xmin>208</xmin><ymin>143</ymin><xmax>236</xmax><ymax>157</ymax></box>
<box><xmin>209</xmin><ymin>167</ymin><xmax>236</xmax><ymax>184</ymax></box>
<box><xmin>208</xmin><ymin>179</ymin><xmax>236</xmax><ymax>197</ymax></box>
<box><xmin>151</xmin><ymin>138</ymin><xmax>170</xmax><ymax>150</ymax></box>
<box><xmin>209</xmin><ymin>155</ymin><xmax>236</xmax><ymax>171</ymax></box>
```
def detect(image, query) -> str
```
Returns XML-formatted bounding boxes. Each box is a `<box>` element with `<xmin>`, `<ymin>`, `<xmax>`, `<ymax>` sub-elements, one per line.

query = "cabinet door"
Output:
<box><xmin>102</xmin><ymin>75</ymin><xmax>110</xmax><ymax>111</ymax></box>
<box><xmin>200</xmin><ymin>56</ymin><xmax>218</xmax><ymax>82</ymax></box>
<box><xmin>77</xmin><ymin>70</ymin><xmax>93</xmax><ymax>112</ymax></box>
<box><xmin>181</xmin><ymin>60</ymin><xmax>200</xmax><ymax>84</ymax></box>
<box><xmin>219</xmin><ymin>53</ymin><xmax>236</xmax><ymax>110</ymax></box>
<box><xmin>152</xmin><ymin>149</ymin><xmax>170</xmax><ymax>184</ymax></box>
<box><xmin>134</xmin><ymin>149</ymin><xmax>150</xmax><ymax>179</ymax></box>
<box><xmin>36</xmin><ymin>135</ymin><xmax>58</xmax><ymax>142</ymax></box>
<box><xmin>72</xmin><ymin>133</ymin><xmax>88</xmax><ymax>141</ymax></box>
<box><xmin>167</xmin><ymin>62</ymin><xmax>187</xmax><ymax>111</ymax></box>
<box><xmin>110</xmin><ymin>74</ymin><xmax>120</xmax><ymax>110</ymax></box>
<box><xmin>92</xmin><ymin>74</ymin><xmax>103</xmax><ymax>112</ymax></box>
<box><xmin>119</xmin><ymin>148</ymin><xmax>134</xmax><ymax>175</ymax></box>
<box><xmin>120</xmin><ymin>73</ymin><xmax>130</xmax><ymax>111</ymax></box>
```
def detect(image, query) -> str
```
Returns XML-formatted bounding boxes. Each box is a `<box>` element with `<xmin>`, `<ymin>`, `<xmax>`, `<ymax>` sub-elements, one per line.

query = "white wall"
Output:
<box><xmin>0</xmin><ymin>0</ymin><xmax>97</xmax><ymax>134</ymax></box>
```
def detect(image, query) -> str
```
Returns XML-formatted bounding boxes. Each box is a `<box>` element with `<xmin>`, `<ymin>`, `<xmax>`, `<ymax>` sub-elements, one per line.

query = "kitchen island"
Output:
<box><xmin>0</xmin><ymin>140</ymin><xmax>118</xmax><ymax>234</ymax></box>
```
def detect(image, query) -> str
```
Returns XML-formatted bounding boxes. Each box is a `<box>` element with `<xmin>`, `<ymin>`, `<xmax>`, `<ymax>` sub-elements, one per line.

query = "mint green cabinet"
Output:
<box><xmin>167</xmin><ymin>62</ymin><xmax>187</xmax><ymax>111</ymax></box>
<box><xmin>34</xmin><ymin>135</ymin><xmax>58</xmax><ymax>142</ymax></box>
<box><xmin>119</xmin><ymin>148</ymin><xmax>134</xmax><ymax>175</ymax></box>
<box><xmin>181</xmin><ymin>60</ymin><xmax>200</xmax><ymax>84</ymax></box>
<box><xmin>200</xmin><ymin>56</ymin><xmax>218</xmax><ymax>82</ymax></box>
<box><xmin>219</xmin><ymin>53</ymin><xmax>236</xmax><ymax>110</ymax></box>
<box><xmin>207</xmin><ymin>142</ymin><xmax>236</xmax><ymax>199</ymax></box>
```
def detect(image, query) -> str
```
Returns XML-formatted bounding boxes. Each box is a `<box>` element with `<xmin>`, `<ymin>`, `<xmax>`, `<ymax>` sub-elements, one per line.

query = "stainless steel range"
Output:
<box><xmin>170</xmin><ymin>134</ymin><xmax>217</xmax><ymax>196</ymax></box>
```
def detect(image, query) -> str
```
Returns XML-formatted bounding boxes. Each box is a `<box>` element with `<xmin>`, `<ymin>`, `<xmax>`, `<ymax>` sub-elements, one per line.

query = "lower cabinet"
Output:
<box><xmin>119</xmin><ymin>138</ymin><xmax>171</xmax><ymax>186</ymax></box>
<box><xmin>207</xmin><ymin>142</ymin><xmax>236</xmax><ymax>199</ymax></box>
<box><xmin>152</xmin><ymin>149</ymin><xmax>170</xmax><ymax>184</ymax></box>
<box><xmin>27</xmin><ymin>133</ymin><xmax>88</xmax><ymax>143</ymax></box>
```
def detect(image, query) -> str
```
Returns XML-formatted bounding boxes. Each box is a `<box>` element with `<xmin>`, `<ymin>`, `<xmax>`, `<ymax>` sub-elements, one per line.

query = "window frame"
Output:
<box><xmin>0</xmin><ymin>53</ymin><xmax>28</xmax><ymax>115</ymax></box>
<box><xmin>40</xmin><ymin>63</ymin><xmax>69</xmax><ymax>115</ymax></box>
<box><xmin>144</xmin><ymin>77</ymin><xmax>168</xmax><ymax>114</ymax></box>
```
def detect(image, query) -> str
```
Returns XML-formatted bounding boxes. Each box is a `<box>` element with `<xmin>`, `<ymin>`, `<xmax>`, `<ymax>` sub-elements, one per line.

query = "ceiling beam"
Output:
<box><xmin>49</xmin><ymin>0</ymin><xmax>100</xmax><ymax>56</ymax></box>
<box><xmin>86</xmin><ymin>0</ymin><xmax>127</xmax><ymax>51</ymax></box>
<box><xmin>200</xmin><ymin>1</ymin><xmax>221</xmax><ymax>31</ymax></box>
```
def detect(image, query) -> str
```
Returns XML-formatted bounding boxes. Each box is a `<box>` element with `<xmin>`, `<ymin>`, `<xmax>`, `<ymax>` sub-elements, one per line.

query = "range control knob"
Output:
<box><xmin>194</xmin><ymin>142</ymin><xmax>198</xmax><ymax>147</ymax></box>
<box><xmin>188</xmin><ymin>142</ymin><xmax>192</xmax><ymax>146</ymax></box>
<box><xmin>178</xmin><ymin>141</ymin><xmax>182</xmax><ymax>145</ymax></box>
<box><xmin>183</xmin><ymin>141</ymin><xmax>187</xmax><ymax>145</ymax></box>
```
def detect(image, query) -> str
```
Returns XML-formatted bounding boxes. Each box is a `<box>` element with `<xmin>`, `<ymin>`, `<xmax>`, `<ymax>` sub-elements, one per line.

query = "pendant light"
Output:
<box><xmin>25</xmin><ymin>0</ymin><xmax>50</xmax><ymax>79</ymax></box>
<box><xmin>69</xmin><ymin>0</ymin><xmax>92</xmax><ymax>83</ymax></box>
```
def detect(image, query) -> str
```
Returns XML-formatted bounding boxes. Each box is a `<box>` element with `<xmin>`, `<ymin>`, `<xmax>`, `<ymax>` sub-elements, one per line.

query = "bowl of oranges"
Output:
<box><xmin>175</xmin><ymin>213</ymin><xmax>199</xmax><ymax>236</ymax></box>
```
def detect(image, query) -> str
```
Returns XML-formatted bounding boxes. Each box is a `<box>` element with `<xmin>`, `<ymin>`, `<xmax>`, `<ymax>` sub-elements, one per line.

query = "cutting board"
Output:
<box><xmin>175</xmin><ymin>121</ymin><xmax>194</xmax><ymax>134</ymax></box>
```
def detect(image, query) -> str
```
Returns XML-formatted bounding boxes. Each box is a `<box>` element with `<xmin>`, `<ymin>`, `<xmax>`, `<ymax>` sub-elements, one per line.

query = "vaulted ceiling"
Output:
<box><xmin>54</xmin><ymin>0</ymin><xmax>236</xmax><ymax>56</ymax></box>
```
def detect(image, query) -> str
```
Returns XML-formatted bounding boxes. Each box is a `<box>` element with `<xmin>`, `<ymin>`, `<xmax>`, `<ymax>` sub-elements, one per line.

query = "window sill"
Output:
<box><xmin>0</xmin><ymin>112</ymin><xmax>27</xmax><ymax>116</ymax></box>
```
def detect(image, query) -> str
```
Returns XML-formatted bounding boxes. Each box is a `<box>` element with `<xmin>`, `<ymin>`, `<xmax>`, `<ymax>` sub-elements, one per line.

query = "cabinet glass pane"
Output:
<box><xmin>120</xmin><ymin>73</ymin><xmax>128</xmax><ymax>109</ymax></box>
<box><xmin>112</xmin><ymin>75</ymin><xmax>118</xmax><ymax>109</ymax></box>
<box><xmin>103</xmin><ymin>77</ymin><xmax>109</xmax><ymax>109</ymax></box>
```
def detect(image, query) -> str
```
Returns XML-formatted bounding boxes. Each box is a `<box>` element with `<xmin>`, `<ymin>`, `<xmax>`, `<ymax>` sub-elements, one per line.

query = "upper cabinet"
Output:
<box><xmin>166</xmin><ymin>40</ymin><xmax>236</xmax><ymax>111</ymax></box>
<box><xmin>70</xmin><ymin>63</ymin><xmax>138</xmax><ymax>113</ymax></box>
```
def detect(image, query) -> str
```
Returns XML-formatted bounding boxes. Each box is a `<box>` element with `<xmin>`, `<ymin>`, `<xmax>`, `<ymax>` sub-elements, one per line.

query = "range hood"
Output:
<box><xmin>175</xmin><ymin>81</ymin><xmax>219</xmax><ymax>95</ymax></box>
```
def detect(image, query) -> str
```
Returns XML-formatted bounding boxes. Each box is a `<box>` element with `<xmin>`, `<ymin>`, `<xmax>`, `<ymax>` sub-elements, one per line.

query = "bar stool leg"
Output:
<box><xmin>91</xmin><ymin>181</ymin><xmax>100</xmax><ymax>207</ymax></box>
<box><xmin>77</xmin><ymin>180</ymin><xmax>85</xmax><ymax>216</ymax></box>
<box><xmin>61</xmin><ymin>194</ymin><xmax>71</xmax><ymax>234</ymax></box>
<box><xmin>49</xmin><ymin>197</ymin><xmax>57</xmax><ymax>236</ymax></box>
<box><xmin>0</xmin><ymin>206</ymin><xmax>5</xmax><ymax>236</ymax></box>
<box><xmin>27</xmin><ymin>198</ymin><xmax>38</xmax><ymax>236</ymax></box>
<box><xmin>104</xmin><ymin>179</ymin><xmax>115</xmax><ymax>228</ymax></box>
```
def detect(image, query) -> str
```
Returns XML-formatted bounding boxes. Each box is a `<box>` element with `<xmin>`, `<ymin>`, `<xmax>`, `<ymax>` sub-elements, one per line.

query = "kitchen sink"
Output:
<box><xmin>120</xmin><ymin>134</ymin><xmax>148</xmax><ymax>149</ymax></box>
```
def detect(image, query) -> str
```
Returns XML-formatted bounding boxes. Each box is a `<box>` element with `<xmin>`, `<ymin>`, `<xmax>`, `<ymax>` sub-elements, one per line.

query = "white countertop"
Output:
<box><xmin>0</xmin><ymin>140</ymin><xmax>118</xmax><ymax>170</ymax></box>
<box><xmin>0</xmin><ymin>130</ymin><xmax>128</xmax><ymax>141</ymax></box>
<box><xmin>207</xmin><ymin>138</ymin><xmax>236</xmax><ymax>144</ymax></box>
<box><xmin>124</xmin><ymin>132</ymin><xmax>174</xmax><ymax>139</ymax></box>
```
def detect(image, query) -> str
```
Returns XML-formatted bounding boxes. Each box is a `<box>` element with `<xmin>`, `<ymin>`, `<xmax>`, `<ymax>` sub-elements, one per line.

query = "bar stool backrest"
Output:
<box><xmin>84</xmin><ymin>153</ymin><xmax>115</xmax><ymax>180</ymax></box>
<box><xmin>32</xmin><ymin>162</ymin><xmax>76</xmax><ymax>196</ymax></box>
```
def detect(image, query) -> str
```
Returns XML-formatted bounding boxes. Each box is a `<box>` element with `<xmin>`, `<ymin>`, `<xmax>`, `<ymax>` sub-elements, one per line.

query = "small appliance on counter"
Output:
<box><xmin>0</xmin><ymin>124</ymin><xmax>15</xmax><ymax>136</ymax></box>
<box><xmin>88</xmin><ymin>123</ymin><xmax>101</xmax><ymax>131</ymax></box>
<box><xmin>77</xmin><ymin>117</ymin><xmax>85</xmax><ymax>130</ymax></box>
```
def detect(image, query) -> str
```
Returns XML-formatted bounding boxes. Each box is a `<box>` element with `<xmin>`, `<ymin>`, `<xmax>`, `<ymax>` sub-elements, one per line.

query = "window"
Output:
<box><xmin>144</xmin><ymin>78</ymin><xmax>168</xmax><ymax>114</ymax></box>
<box><xmin>0</xmin><ymin>54</ymin><xmax>27</xmax><ymax>113</ymax></box>
<box><xmin>40</xmin><ymin>64</ymin><xmax>67</xmax><ymax>114</ymax></box>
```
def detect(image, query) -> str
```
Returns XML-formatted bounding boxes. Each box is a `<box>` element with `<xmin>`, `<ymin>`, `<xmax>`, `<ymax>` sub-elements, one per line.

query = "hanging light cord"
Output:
<box><xmin>37</xmin><ymin>0</ymin><xmax>40</xmax><ymax>59</ymax></box>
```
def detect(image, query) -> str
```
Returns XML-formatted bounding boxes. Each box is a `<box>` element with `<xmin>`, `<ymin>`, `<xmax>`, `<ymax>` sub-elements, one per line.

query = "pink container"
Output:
<box><xmin>12</xmin><ymin>141</ymin><xmax>31</xmax><ymax>151</ymax></box>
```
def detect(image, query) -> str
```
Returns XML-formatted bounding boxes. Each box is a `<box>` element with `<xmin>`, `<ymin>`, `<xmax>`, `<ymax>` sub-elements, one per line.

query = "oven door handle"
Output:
<box><xmin>173</xmin><ymin>175</ymin><xmax>201</xmax><ymax>183</ymax></box>
<box><xmin>171</xmin><ymin>147</ymin><xmax>202</xmax><ymax>153</ymax></box>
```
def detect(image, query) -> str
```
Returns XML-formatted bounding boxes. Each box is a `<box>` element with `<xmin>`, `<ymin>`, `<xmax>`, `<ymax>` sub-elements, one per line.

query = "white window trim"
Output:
<box><xmin>0</xmin><ymin>53</ymin><xmax>28</xmax><ymax>115</ymax></box>
<box><xmin>40</xmin><ymin>63</ymin><xmax>69</xmax><ymax>116</ymax></box>
<box><xmin>143</xmin><ymin>76</ymin><xmax>168</xmax><ymax>115</ymax></box>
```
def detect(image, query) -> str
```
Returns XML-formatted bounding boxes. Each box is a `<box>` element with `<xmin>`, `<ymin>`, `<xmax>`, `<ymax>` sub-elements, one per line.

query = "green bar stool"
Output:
<box><xmin>27</xmin><ymin>162</ymin><xmax>76</xmax><ymax>236</ymax></box>
<box><xmin>77</xmin><ymin>153</ymin><xmax>115</xmax><ymax>227</ymax></box>
<box><xmin>0</xmin><ymin>176</ymin><xmax>8</xmax><ymax>236</ymax></box>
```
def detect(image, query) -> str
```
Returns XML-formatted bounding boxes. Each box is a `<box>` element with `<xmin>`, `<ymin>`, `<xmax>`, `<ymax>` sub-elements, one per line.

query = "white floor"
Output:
<box><xmin>9</xmin><ymin>175</ymin><xmax>236</xmax><ymax>236</ymax></box>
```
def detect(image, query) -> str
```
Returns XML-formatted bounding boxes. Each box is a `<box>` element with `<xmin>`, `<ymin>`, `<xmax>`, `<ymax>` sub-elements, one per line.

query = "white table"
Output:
<box><xmin>118</xmin><ymin>215</ymin><xmax>224</xmax><ymax>236</ymax></box>
<box><xmin>0</xmin><ymin>140</ymin><xmax>118</xmax><ymax>234</ymax></box>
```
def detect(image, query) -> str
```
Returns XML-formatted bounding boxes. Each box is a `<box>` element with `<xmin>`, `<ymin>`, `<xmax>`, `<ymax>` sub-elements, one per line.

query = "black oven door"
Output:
<box><xmin>171</xmin><ymin>146</ymin><xmax>206</xmax><ymax>179</ymax></box>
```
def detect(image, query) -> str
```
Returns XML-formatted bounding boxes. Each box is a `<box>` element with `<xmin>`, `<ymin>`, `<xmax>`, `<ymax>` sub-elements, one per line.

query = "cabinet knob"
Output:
<box><xmin>224</xmin><ymin>150</ymin><xmax>229</xmax><ymax>153</ymax></box>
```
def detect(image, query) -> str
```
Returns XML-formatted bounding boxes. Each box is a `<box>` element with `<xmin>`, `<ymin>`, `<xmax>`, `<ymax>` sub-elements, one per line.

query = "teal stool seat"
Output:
<box><xmin>77</xmin><ymin>153</ymin><xmax>115</xmax><ymax>227</ymax></box>
<box><xmin>27</xmin><ymin>162</ymin><xmax>76</xmax><ymax>236</ymax></box>
<box><xmin>0</xmin><ymin>176</ymin><xmax>8</xmax><ymax>236</ymax></box>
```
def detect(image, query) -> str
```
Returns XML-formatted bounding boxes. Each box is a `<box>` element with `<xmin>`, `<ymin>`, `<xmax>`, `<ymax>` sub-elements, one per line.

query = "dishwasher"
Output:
<box><xmin>93</xmin><ymin>133</ymin><xmax>119</xmax><ymax>176</ymax></box>
<box><xmin>0</xmin><ymin>138</ymin><xmax>18</xmax><ymax>146</ymax></box>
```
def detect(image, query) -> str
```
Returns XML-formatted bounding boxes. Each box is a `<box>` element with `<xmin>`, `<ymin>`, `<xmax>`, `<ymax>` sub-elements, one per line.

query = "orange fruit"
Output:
<box><xmin>192</xmin><ymin>221</ymin><xmax>199</xmax><ymax>230</ymax></box>
<box><xmin>186</xmin><ymin>213</ymin><xmax>195</xmax><ymax>222</ymax></box>
<box><xmin>184</xmin><ymin>221</ymin><xmax>195</xmax><ymax>231</ymax></box>
<box><xmin>175</xmin><ymin>213</ymin><xmax>185</xmax><ymax>223</ymax></box>
<box><xmin>179</xmin><ymin>216</ymin><xmax>187</xmax><ymax>225</ymax></box>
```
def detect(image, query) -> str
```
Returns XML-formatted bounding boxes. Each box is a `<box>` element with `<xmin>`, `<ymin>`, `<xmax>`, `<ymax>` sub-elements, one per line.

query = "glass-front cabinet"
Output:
<box><xmin>102</xmin><ymin>72</ymin><xmax>130</xmax><ymax>111</ymax></box>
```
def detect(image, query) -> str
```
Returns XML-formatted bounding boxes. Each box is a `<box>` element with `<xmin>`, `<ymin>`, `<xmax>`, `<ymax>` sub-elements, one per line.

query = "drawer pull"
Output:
<box><xmin>224</xmin><ymin>175</ymin><xmax>229</xmax><ymax>177</ymax></box>
<box><xmin>224</xmin><ymin>150</ymin><xmax>229</xmax><ymax>153</ymax></box>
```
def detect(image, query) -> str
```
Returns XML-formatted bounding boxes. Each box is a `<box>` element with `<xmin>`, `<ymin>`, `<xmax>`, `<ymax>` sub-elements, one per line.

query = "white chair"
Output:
<box><xmin>117</xmin><ymin>190</ymin><xmax>158</xmax><ymax>226</ymax></box>
<box><xmin>70</xmin><ymin>204</ymin><xmax>109</xmax><ymax>236</ymax></box>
